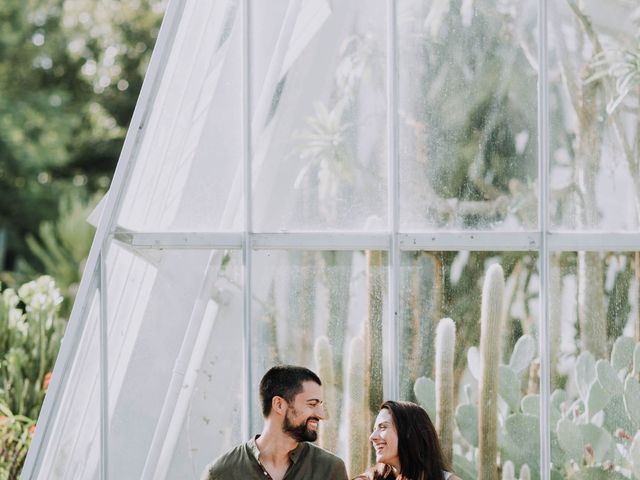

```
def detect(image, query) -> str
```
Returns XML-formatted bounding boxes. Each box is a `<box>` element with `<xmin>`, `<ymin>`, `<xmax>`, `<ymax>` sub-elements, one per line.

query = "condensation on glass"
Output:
<box><xmin>250</xmin><ymin>0</ymin><xmax>388</xmax><ymax>232</ymax></box>
<box><xmin>548</xmin><ymin>2</ymin><xmax>640</xmax><ymax>231</ymax></box>
<box><xmin>118</xmin><ymin>0</ymin><xmax>243</xmax><ymax>232</ymax></box>
<box><xmin>398</xmin><ymin>0</ymin><xmax>539</xmax><ymax>231</ymax></box>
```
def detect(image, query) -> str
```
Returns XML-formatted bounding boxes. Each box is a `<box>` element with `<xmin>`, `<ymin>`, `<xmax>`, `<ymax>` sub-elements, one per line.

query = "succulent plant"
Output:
<box><xmin>413</xmin><ymin>260</ymin><xmax>640</xmax><ymax>480</ymax></box>
<box><xmin>346</xmin><ymin>336</ymin><xmax>369</xmax><ymax>477</ymax></box>
<box><xmin>314</xmin><ymin>336</ymin><xmax>337</xmax><ymax>453</ymax></box>
<box><xmin>479</xmin><ymin>264</ymin><xmax>505</xmax><ymax>480</ymax></box>
<box><xmin>436</xmin><ymin>317</ymin><xmax>456</xmax><ymax>464</ymax></box>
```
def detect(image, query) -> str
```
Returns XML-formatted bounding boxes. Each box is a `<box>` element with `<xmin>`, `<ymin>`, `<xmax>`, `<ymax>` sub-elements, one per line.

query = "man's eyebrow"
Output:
<box><xmin>306</xmin><ymin>398</ymin><xmax>322</xmax><ymax>403</ymax></box>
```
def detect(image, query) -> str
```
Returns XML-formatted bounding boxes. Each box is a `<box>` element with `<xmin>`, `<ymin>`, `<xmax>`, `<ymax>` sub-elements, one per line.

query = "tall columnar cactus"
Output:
<box><xmin>365</xmin><ymin>251</ymin><xmax>384</xmax><ymax>422</ymax></box>
<box><xmin>435</xmin><ymin>317</ymin><xmax>456</xmax><ymax>464</ymax></box>
<box><xmin>346</xmin><ymin>336</ymin><xmax>369</xmax><ymax>477</ymax></box>
<box><xmin>314</xmin><ymin>336</ymin><xmax>337</xmax><ymax>453</ymax></box>
<box><xmin>501</xmin><ymin>461</ymin><xmax>515</xmax><ymax>480</ymax></box>
<box><xmin>479</xmin><ymin>263</ymin><xmax>505</xmax><ymax>480</ymax></box>
<box><xmin>549</xmin><ymin>254</ymin><xmax>561</xmax><ymax>387</ymax></box>
<box><xmin>578</xmin><ymin>251</ymin><xmax>607</xmax><ymax>359</ymax></box>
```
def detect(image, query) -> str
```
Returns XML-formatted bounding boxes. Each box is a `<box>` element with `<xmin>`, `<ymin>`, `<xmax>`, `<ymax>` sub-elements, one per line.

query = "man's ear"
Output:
<box><xmin>271</xmin><ymin>396</ymin><xmax>287</xmax><ymax>416</ymax></box>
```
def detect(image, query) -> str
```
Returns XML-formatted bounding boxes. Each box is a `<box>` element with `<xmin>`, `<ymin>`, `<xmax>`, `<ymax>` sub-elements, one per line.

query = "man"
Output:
<box><xmin>201</xmin><ymin>364</ymin><xmax>349</xmax><ymax>480</ymax></box>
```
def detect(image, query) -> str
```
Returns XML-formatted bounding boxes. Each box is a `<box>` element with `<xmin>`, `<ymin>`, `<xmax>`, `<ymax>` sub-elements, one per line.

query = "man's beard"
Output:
<box><xmin>282</xmin><ymin>411</ymin><xmax>319</xmax><ymax>442</ymax></box>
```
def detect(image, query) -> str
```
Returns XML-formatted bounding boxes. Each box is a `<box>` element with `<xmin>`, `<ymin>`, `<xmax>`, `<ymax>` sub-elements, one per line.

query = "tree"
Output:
<box><xmin>0</xmin><ymin>0</ymin><xmax>165</xmax><ymax>275</ymax></box>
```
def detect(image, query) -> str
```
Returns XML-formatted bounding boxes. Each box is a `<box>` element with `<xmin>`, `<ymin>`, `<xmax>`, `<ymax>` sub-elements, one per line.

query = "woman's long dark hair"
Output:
<box><xmin>363</xmin><ymin>400</ymin><xmax>451</xmax><ymax>480</ymax></box>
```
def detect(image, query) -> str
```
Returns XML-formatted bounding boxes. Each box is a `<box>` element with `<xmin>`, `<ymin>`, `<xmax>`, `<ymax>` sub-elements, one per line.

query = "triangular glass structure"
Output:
<box><xmin>21</xmin><ymin>0</ymin><xmax>640</xmax><ymax>479</ymax></box>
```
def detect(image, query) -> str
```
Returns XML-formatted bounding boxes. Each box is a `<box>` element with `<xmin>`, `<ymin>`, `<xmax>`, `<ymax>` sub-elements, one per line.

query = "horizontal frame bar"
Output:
<box><xmin>114</xmin><ymin>231</ymin><xmax>244</xmax><ymax>249</ymax></box>
<box><xmin>547</xmin><ymin>232</ymin><xmax>640</xmax><ymax>251</ymax></box>
<box><xmin>252</xmin><ymin>232</ymin><xmax>390</xmax><ymax>250</ymax></box>
<box><xmin>112</xmin><ymin>230</ymin><xmax>640</xmax><ymax>252</ymax></box>
<box><xmin>398</xmin><ymin>232</ymin><xmax>539</xmax><ymax>251</ymax></box>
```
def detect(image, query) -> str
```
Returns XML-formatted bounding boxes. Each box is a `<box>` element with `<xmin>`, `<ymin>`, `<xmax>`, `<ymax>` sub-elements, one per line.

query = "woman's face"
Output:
<box><xmin>369</xmin><ymin>408</ymin><xmax>400</xmax><ymax>470</ymax></box>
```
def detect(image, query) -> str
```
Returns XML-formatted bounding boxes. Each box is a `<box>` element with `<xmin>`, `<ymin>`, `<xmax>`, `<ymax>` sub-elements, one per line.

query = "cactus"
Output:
<box><xmin>314</xmin><ymin>336</ymin><xmax>337</xmax><ymax>453</ymax></box>
<box><xmin>435</xmin><ymin>317</ymin><xmax>456</xmax><ymax>464</ymax></box>
<box><xmin>412</xmin><ymin>259</ymin><xmax>640</xmax><ymax>479</ymax></box>
<box><xmin>578</xmin><ymin>252</ymin><xmax>607</xmax><ymax>359</ymax></box>
<box><xmin>519</xmin><ymin>464</ymin><xmax>531</xmax><ymax>480</ymax></box>
<box><xmin>365</xmin><ymin>251</ymin><xmax>384</xmax><ymax>422</ymax></box>
<box><xmin>478</xmin><ymin>263</ymin><xmax>505</xmax><ymax>480</ymax></box>
<box><xmin>502</xmin><ymin>460</ymin><xmax>515</xmax><ymax>480</ymax></box>
<box><xmin>346</xmin><ymin>336</ymin><xmax>369</xmax><ymax>477</ymax></box>
<box><xmin>630</xmin><ymin>432</ymin><xmax>640</xmax><ymax>479</ymax></box>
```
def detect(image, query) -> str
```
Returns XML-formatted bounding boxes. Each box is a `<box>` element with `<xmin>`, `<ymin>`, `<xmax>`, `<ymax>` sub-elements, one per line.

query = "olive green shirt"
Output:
<box><xmin>201</xmin><ymin>436</ymin><xmax>349</xmax><ymax>480</ymax></box>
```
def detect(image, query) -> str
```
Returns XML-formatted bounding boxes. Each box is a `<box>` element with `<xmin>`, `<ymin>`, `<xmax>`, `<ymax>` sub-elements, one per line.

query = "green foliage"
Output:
<box><xmin>0</xmin><ymin>0</ymin><xmax>165</xmax><ymax>272</ymax></box>
<box><xmin>0</xmin><ymin>402</ymin><xmax>35</xmax><ymax>480</ymax></box>
<box><xmin>0</xmin><ymin>276</ymin><xmax>65</xmax><ymax>419</ymax></box>
<box><xmin>0</xmin><ymin>275</ymin><xmax>66</xmax><ymax>477</ymax></box>
<box><xmin>25</xmin><ymin>190</ymin><xmax>99</xmax><ymax>314</ymax></box>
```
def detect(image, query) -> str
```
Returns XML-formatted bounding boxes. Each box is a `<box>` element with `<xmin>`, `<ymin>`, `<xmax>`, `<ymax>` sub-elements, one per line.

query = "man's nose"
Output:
<box><xmin>316</xmin><ymin>404</ymin><xmax>326</xmax><ymax>419</ymax></box>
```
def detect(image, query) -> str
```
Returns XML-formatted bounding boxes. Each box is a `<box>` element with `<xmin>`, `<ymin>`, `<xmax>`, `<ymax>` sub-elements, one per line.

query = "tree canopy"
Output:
<box><xmin>0</xmin><ymin>0</ymin><xmax>165</xmax><ymax>274</ymax></box>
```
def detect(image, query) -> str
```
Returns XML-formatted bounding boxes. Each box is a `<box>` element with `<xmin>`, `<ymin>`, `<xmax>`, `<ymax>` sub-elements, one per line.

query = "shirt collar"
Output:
<box><xmin>249</xmin><ymin>435</ymin><xmax>308</xmax><ymax>465</ymax></box>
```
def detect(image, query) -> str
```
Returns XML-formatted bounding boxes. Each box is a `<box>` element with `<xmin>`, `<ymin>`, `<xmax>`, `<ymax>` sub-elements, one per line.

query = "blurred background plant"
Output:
<box><xmin>0</xmin><ymin>0</ymin><xmax>165</xmax><ymax>281</ymax></box>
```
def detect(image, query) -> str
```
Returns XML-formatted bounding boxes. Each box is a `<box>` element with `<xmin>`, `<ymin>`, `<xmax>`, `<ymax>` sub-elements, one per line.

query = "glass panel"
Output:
<box><xmin>37</xmin><ymin>291</ymin><xmax>100</xmax><ymax>480</ymax></box>
<box><xmin>118</xmin><ymin>0</ymin><xmax>243</xmax><ymax>232</ymax></box>
<box><xmin>550</xmin><ymin>251</ymin><xmax>639</xmax><ymax>478</ymax></box>
<box><xmin>250</xmin><ymin>0</ymin><xmax>388</xmax><ymax>231</ymax></box>
<box><xmin>399</xmin><ymin>251</ymin><xmax>540</xmax><ymax>480</ymax></box>
<box><xmin>549</xmin><ymin>2</ymin><xmax>640</xmax><ymax>231</ymax></box>
<box><xmin>251</xmin><ymin>250</ymin><xmax>386</xmax><ymax>477</ymax></box>
<box><xmin>398</xmin><ymin>0</ymin><xmax>538</xmax><ymax>231</ymax></box>
<box><xmin>105</xmin><ymin>244</ymin><xmax>242</xmax><ymax>478</ymax></box>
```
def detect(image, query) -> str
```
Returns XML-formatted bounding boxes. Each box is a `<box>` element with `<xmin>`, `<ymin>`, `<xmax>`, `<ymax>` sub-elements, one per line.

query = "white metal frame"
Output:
<box><xmin>23</xmin><ymin>0</ymin><xmax>640</xmax><ymax>479</ymax></box>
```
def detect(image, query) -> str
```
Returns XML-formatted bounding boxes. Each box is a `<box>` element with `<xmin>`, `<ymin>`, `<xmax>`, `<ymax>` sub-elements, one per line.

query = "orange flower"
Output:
<box><xmin>43</xmin><ymin>372</ymin><xmax>52</xmax><ymax>390</ymax></box>
<box><xmin>29</xmin><ymin>424</ymin><xmax>36</xmax><ymax>435</ymax></box>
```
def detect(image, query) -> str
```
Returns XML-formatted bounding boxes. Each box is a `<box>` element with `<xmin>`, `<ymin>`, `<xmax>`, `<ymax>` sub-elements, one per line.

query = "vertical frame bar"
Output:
<box><xmin>537</xmin><ymin>0</ymin><xmax>551</xmax><ymax>478</ymax></box>
<box><xmin>99</xmin><ymin>250</ymin><xmax>109</xmax><ymax>480</ymax></box>
<box><xmin>385</xmin><ymin>0</ymin><xmax>400</xmax><ymax>400</ymax></box>
<box><xmin>241</xmin><ymin>0</ymin><xmax>253</xmax><ymax>441</ymax></box>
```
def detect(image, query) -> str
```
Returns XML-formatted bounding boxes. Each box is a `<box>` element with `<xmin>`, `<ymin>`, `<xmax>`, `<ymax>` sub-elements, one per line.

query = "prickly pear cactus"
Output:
<box><xmin>412</xmin><ymin>259</ymin><xmax>640</xmax><ymax>480</ymax></box>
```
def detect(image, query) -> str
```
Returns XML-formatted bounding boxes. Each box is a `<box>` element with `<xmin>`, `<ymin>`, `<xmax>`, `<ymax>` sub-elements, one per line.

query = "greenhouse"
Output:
<box><xmin>20</xmin><ymin>0</ymin><xmax>640</xmax><ymax>479</ymax></box>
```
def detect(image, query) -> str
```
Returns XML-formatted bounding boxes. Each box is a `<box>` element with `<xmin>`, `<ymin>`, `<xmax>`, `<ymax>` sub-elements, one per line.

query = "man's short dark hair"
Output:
<box><xmin>259</xmin><ymin>365</ymin><xmax>322</xmax><ymax>416</ymax></box>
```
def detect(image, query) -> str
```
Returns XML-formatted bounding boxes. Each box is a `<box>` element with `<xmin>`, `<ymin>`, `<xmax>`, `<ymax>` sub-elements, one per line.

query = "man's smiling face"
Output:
<box><xmin>282</xmin><ymin>381</ymin><xmax>325</xmax><ymax>442</ymax></box>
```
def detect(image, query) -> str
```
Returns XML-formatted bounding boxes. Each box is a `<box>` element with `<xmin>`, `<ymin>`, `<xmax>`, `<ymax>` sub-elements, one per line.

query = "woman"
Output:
<box><xmin>355</xmin><ymin>400</ymin><xmax>461</xmax><ymax>480</ymax></box>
